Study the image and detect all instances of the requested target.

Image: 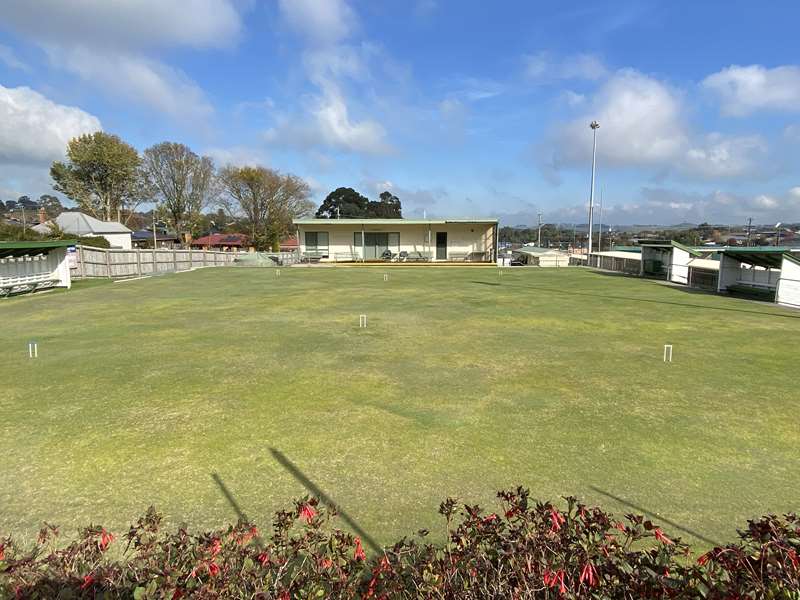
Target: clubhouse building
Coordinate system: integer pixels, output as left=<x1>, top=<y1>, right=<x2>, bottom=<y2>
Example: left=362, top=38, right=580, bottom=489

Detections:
left=293, top=218, right=499, bottom=263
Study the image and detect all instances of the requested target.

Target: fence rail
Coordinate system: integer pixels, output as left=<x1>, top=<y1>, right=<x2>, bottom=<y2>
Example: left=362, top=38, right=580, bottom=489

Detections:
left=71, top=246, right=237, bottom=279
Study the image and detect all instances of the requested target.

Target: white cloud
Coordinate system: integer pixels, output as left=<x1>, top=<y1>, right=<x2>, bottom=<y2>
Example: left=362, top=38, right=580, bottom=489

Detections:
left=0, top=0, right=243, bottom=121
left=703, top=64, right=800, bottom=116
left=445, top=76, right=506, bottom=101
left=0, top=44, right=28, bottom=71
left=544, top=69, right=688, bottom=169
left=541, top=69, right=768, bottom=182
left=360, top=178, right=448, bottom=215
left=683, top=134, right=767, bottom=178
left=783, top=123, right=800, bottom=142
left=50, top=47, right=213, bottom=122
left=539, top=186, right=800, bottom=226
left=414, top=0, right=438, bottom=18
left=204, top=145, right=269, bottom=168
left=264, top=85, right=391, bottom=155
left=0, top=85, right=101, bottom=166
left=560, top=90, right=586, bottom=107
left=267, top=0, right=392, bottom=156
left=0, top=0, right=241, bottom=50
left=524, top=52, right=607, bottom=82
left=312, top=87, right=390, bottom=153
left=278, top=0, right=356, bottom=46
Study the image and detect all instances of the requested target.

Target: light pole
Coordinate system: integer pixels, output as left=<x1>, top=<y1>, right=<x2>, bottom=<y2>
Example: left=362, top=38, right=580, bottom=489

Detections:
left=775, top=222, right=782, bottom=247
left=587, top=120, right=600, bottom=256
left=597, top=187, right=604, bottom=252
left=537, top=212, right=543, bottom=247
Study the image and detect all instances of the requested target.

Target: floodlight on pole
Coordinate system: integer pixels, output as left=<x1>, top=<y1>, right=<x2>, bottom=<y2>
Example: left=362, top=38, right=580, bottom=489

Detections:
left=776, top=222, right=782, bottom=247
left=587, top=120, right=600, bottom=256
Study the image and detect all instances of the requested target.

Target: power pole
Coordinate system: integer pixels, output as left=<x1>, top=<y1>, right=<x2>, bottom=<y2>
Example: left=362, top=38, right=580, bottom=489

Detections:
left=746, top=217, right=752, bottom=247
left=587, top=120, right=600, bottom=255
left=537, top=212, right=543, bottom=247
left=152, top=207, right=157, bottom=249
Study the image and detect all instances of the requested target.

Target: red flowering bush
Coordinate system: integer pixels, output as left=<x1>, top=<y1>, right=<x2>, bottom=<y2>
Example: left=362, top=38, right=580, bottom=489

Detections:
left=0, top=488, right=797, bottom=599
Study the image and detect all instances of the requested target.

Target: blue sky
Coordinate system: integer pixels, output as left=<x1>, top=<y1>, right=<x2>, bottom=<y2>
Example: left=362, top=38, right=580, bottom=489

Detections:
left=1, top=0, right=799, bottom=226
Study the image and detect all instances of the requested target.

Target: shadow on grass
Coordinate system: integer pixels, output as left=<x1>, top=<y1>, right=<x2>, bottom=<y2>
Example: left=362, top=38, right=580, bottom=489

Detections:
left=589, top=485, right=720, bottom=546
left=270, top=448, right=381, bottom=553
left=494, top=276, right=800, bottom=320
left=470, top=281, right=500, bottom=286
left=211, top=472, right=264, bottom=548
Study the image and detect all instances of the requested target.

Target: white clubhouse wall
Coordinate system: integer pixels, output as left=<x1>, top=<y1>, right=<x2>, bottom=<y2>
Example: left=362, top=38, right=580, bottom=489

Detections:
left=777, top=256, right=800, bottom=308
left=297, top=222, right=496, bottom=261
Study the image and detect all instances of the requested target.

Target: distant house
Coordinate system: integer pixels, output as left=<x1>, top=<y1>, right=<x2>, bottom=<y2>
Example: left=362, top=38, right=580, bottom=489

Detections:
left=190, top=233, right=249, bottom=251
left=279, top=234, right=299, bottom=253
left=33, top=212, right=133, bottom=249
left=131, top=229, right=180, bottom=249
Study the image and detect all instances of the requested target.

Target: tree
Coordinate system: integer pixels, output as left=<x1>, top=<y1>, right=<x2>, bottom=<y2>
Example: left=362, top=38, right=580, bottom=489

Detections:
left=141, top=142, right=218, bottom=244
left=366, top=191, right=402, bottom=218
left=315, top=187, right=369, bottom=218
left=50, top=132, right=141, bottom=223
left=218, top=166, right=312, bottom=250
left=38, top=194, right=64, bottom=218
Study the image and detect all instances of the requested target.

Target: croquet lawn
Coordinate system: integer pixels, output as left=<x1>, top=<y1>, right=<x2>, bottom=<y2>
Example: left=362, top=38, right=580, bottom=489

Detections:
left=1, top=266, right=798, bottom=550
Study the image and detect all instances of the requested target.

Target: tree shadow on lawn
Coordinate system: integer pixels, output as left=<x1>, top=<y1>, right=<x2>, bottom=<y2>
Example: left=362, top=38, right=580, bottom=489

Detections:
left=269, top=448, right=382, bottom=554
left=589, top=485, right=720, bottom=546
left=211, top=472, right=265, bottom=548
left=485, top=276, right=800, bottom=320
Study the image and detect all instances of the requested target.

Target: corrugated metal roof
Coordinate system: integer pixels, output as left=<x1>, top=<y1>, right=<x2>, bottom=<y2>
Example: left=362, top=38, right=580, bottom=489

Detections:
left=717, top=246, right=795, bottom=254
left=55, top=212, right=132, bottom=234
left=592, top=251, right=642, bottom=260
left=0, top=240, right=77, bottom=249
left=687, top=257, right=719, bottom=270
left=293, top=218, right=498, bottom=225
left=514, top=246, right=567, bottom=255
left=0, top=240, right=77, bottom=258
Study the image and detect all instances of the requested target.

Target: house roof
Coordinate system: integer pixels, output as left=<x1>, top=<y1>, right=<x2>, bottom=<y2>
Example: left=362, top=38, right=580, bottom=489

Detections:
left=514, top=246, right=567, bottom=256
left=191, top=233, right=248, bottom=246
left=293, top=218, right=498, bottom=226
left=280, top=235, right=299, bottom=248
left=131, top=229, right=179, bottom=241
left=54, top=212, right=132, bottom=235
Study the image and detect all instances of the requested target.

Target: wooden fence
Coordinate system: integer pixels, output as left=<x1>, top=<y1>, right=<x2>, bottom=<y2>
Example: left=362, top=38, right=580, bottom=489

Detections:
left=71, top=246, right=237, bottom=278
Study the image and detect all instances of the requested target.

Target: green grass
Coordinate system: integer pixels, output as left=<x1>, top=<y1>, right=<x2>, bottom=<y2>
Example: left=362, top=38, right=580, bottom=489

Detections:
left=1, top=266, right=798, bottom=550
